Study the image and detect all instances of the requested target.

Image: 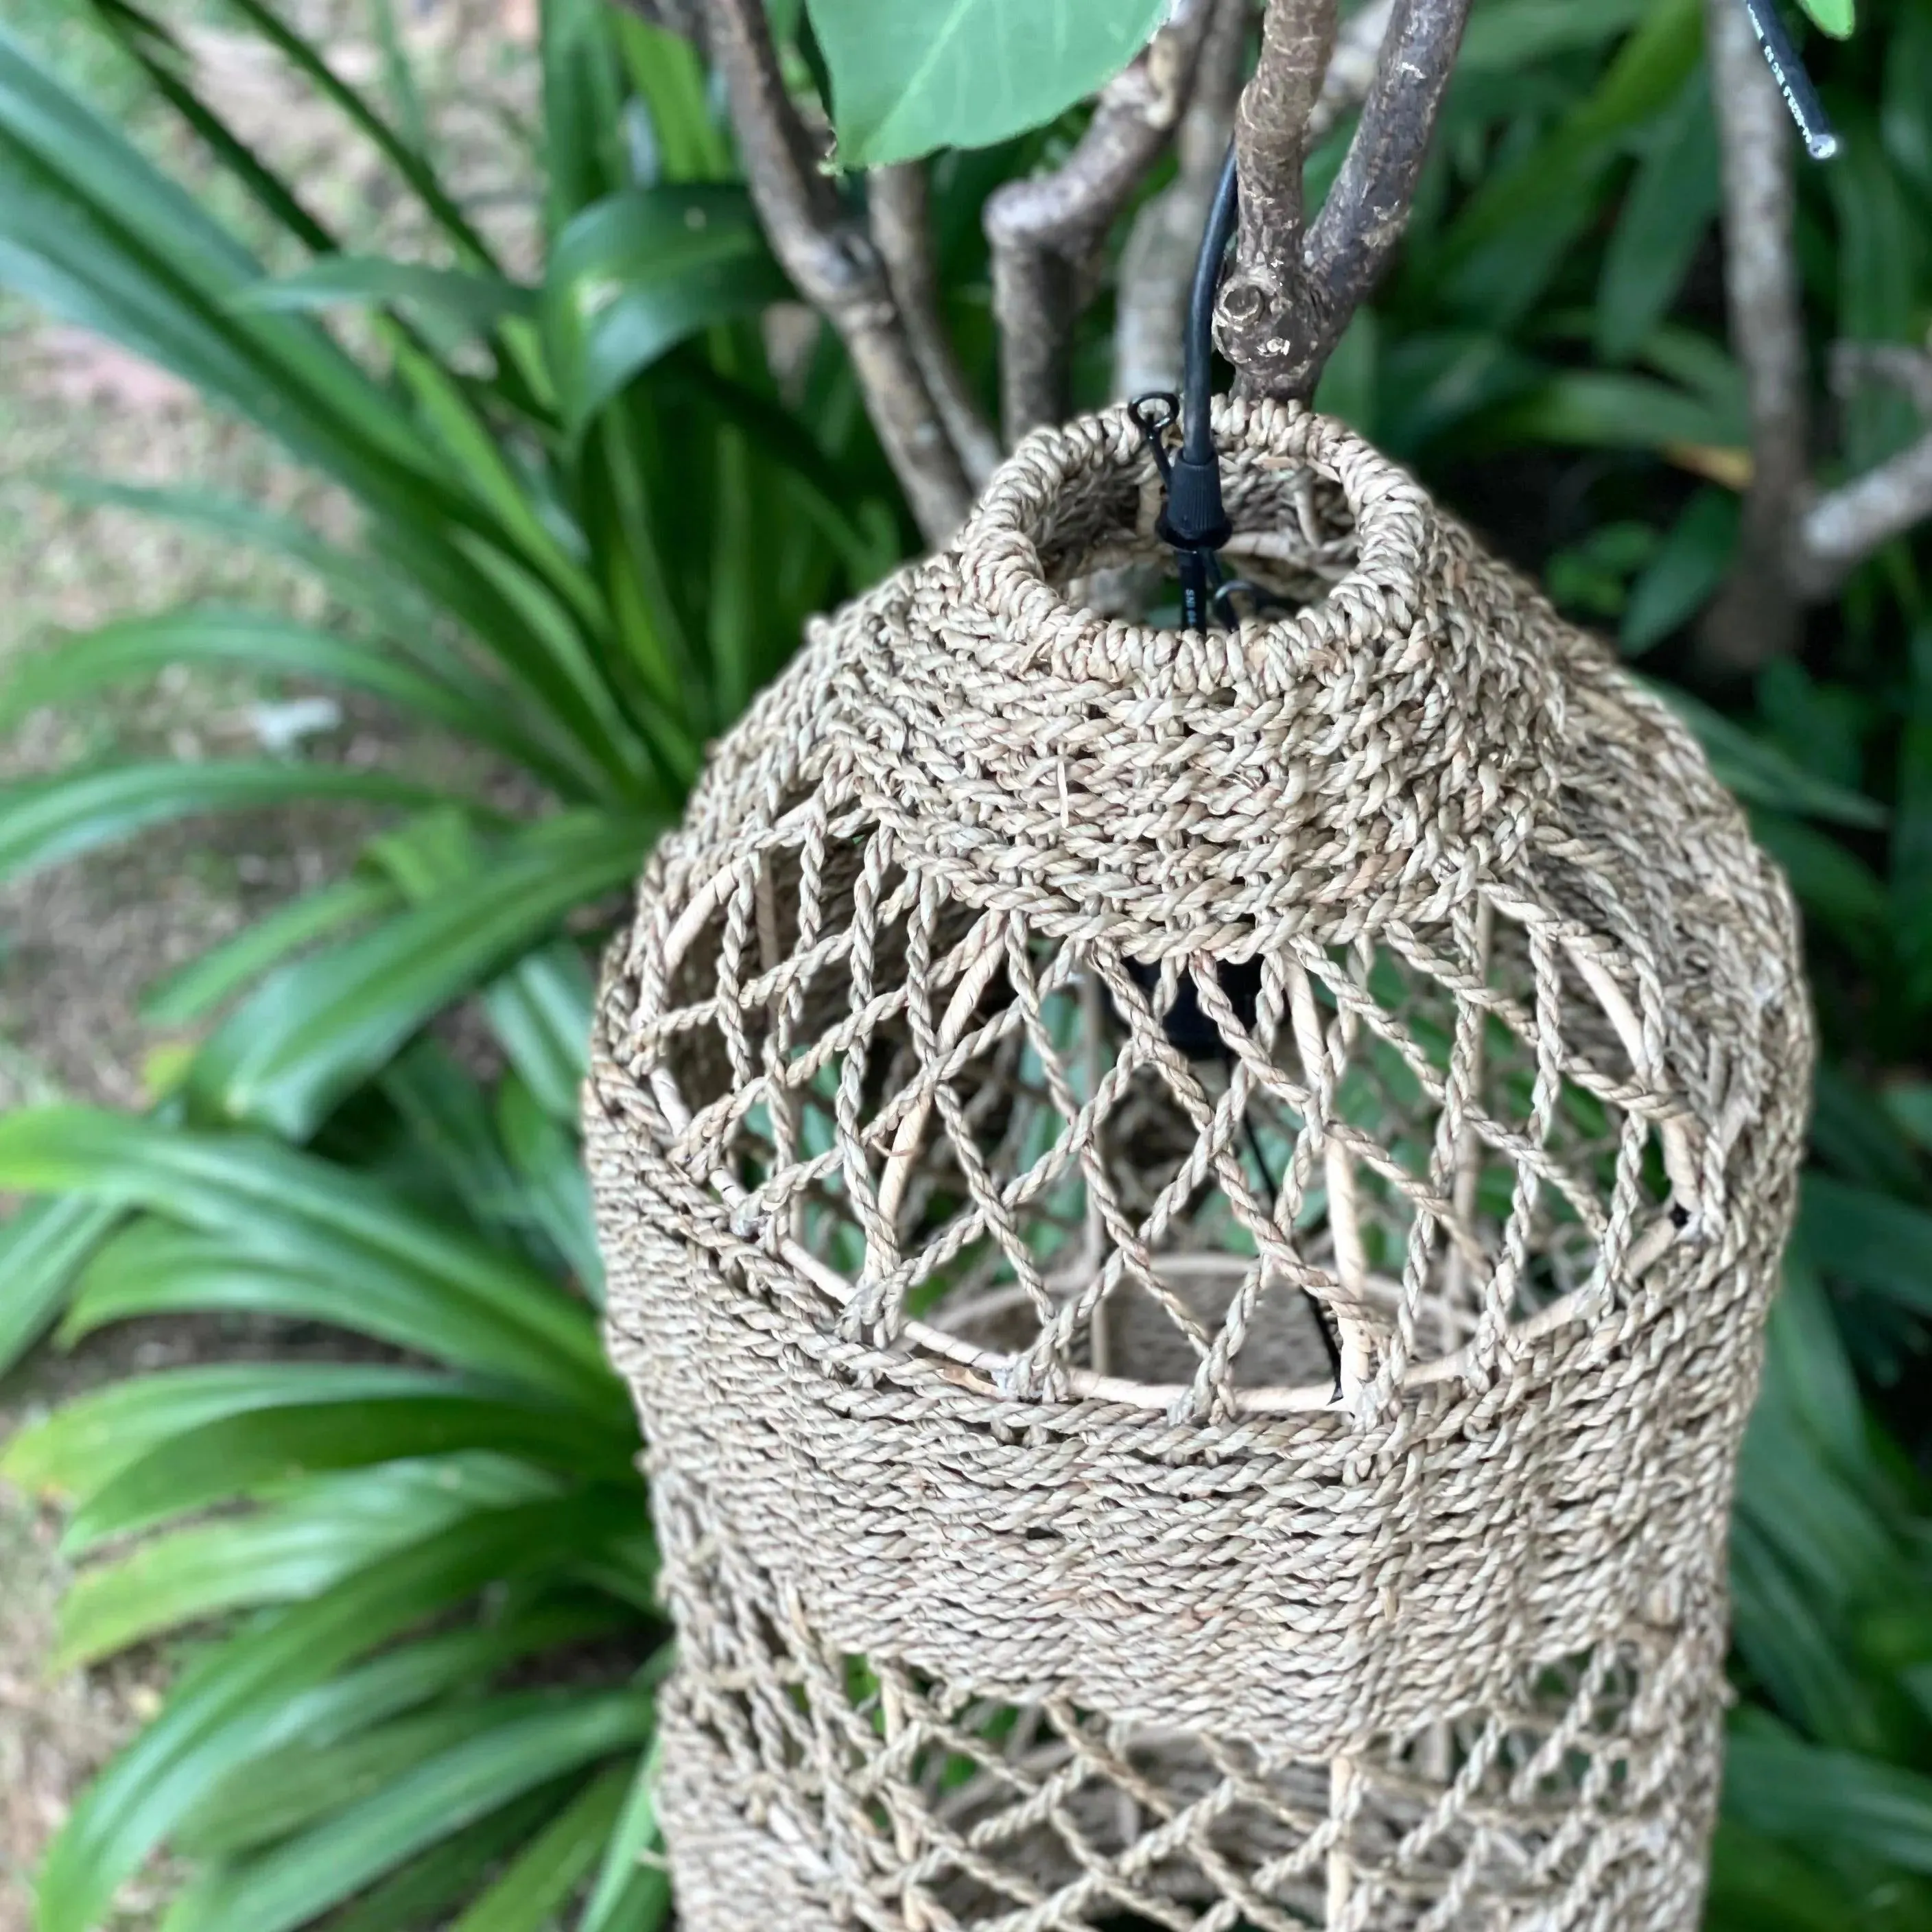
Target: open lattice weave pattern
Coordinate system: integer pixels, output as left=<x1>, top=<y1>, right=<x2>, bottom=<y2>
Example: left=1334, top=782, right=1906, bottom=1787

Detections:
left=587, top=400, right=1810, bottom=1929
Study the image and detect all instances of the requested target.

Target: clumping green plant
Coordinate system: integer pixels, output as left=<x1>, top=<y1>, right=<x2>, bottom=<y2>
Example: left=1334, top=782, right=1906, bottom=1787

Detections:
left=0, top=1, right=898, bottom=1922
left=3, top=0, right=1932, bottom=1926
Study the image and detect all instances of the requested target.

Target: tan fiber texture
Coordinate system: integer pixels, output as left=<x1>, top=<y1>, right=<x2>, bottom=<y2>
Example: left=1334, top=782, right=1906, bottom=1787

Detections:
left=587, top=400, right=1811, bottom=1931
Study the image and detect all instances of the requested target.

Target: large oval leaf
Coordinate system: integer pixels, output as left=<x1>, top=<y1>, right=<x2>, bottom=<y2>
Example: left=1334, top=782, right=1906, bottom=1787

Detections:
left=1796, top=0, right=1855, bottom=37
left=803, top=0, right=1168, bottom=167
left=541, top=185, right=789, bottom=433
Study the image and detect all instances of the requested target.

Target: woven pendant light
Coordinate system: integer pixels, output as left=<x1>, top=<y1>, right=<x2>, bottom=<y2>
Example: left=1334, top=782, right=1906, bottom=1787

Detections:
left=587, top=399, right=1809, bottom=1931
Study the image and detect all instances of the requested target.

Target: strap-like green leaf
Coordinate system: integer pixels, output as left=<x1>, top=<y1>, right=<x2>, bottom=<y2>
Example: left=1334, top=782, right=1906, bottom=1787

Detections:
left=142, top=873, right=401, bottom=1027
left=1, top=1360, right=451, bottom=1498
left=1725, top=1710, right=1932, bottom=1868
left=55, top=1457, right=552, bottom=1670
left=36, top=1494, right=640, bottom=1932
left=320, top=1787, right=579, bottom=1932
left=65, top=1379, right=635, bottom=1550
left=162, top=1690, right=659, bottom=1932
left=187, top=812, right=650, bottom=1138
left=542, top=186, right=790, bottom=433
left=177, top=1690, right=581, bottom=1861
left=38, top=476, right=434, bottom=636
left=449, top=1760, right=636, bottom=1932
left=0, top=1192, right=119, bottom=1378
left=499, top=1075, right=605, bottom=1303
left=580, top=1736, right=665, bottom=1932
left=0, top=608, right=545, bottom=770
left=60, top=1217, right=586, bottom=1398
left=1649, top=687, right=1890, bottom=826
left=0, top=761, right=439, bottom=886
left=0, top=1109, right=615, bottom=1401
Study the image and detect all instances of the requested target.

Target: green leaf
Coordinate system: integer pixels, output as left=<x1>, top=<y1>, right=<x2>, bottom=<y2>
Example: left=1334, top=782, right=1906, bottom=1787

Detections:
left=1706, top=1821, right=1865, bottom=1932
left=0, top=1109, right=615, bottom=1402
left=1649, top=687, right=1889, bottom=826
left=176, top=1690, right=580, bottom=1860
left=187, top=812, right=650, bottom=1138
left=38, top=477, right=436, bottom=639
left=803, top=0, right=1168, bottom=165
left=233, top=257, right=534, bottom=335
left=1594, top=66, right=1719, bottom=362
left=1800, top=1174, right=1932, bottom=1315
left=1725, top=1711, right=1932, bottom=1869
left=36, top=1496, right=638, bottom=1932
left=0, top=607, right=547, bottom=768
left=1, top=1361, right=434, bottom=1503
left=1455, top=0, right=1652, bottom=70
left=499, top=1076, right=604, bottom=1301
left=1795, top=0, right=1855, bottom=38
left=322, top=1788, right=578, bottom=1932
left=215, top=0, right=501, bottom=269
left=1437, top=0, right=1704, bottom=322
left=141, top=872, right=401, bottom=1026
left=1750, top=812, right=1889, bottom=957
left=484, top=943, right=596, bottom=1124
left=449, top=1760, right=635, bottom=1932
left=580, top=1737, right=665, bottom=1932
left=65, top=1378, right=633, bottom=1550
left=58, top=1216, right=598, bottom=1402
left=1480, top=370, right=1741, bottom=453
left=0, top=1193, right=119, bottom=1378
left=161, top=1690, right=659, bottom=1932
left=1621, top=488, right=1737, bottom=654
left=55, top=1457, right=550, bottom=1670
left=0, top=762, right=438, bottom=886
left=543, top=186, right=790, bottom=433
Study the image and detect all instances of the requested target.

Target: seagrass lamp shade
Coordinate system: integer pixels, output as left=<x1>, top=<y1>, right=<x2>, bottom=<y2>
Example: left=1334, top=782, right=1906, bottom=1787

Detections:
left=586, top=400, right=1810, bottom=1931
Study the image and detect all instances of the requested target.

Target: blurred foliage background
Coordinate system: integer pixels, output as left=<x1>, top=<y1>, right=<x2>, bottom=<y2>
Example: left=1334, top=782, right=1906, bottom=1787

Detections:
left=0, top=0, right=1931, bottom=1925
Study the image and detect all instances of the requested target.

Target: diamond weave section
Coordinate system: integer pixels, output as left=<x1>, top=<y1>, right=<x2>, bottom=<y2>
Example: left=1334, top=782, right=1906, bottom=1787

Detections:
left=589, top=400, right=1810, bottom=1931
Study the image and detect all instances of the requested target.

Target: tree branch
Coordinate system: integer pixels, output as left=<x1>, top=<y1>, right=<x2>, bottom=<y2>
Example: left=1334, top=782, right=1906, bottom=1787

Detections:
left=1798, top=338, right=1932, bottom=596
left=1115, top=0, right=1395, bottom=400
left=1115, top=0, right=1253, bottom=401
left=1701, top=0, right=1809, bottom=669
left=701, top=0, right=971, bottom=543
left=1218, top=0, right=1468, bottom=400
left=984, top=0, right=1219, bottom=444
left=1800, top=429, right=1932, bottom=591
left=869, top=164, right=1004, bottom=485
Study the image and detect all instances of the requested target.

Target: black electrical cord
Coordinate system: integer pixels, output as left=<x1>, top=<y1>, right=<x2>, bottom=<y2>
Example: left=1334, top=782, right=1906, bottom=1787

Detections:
left=1740, top=0, right=1839, bottom=161
left=1143, top=142, right=1240, bottom=631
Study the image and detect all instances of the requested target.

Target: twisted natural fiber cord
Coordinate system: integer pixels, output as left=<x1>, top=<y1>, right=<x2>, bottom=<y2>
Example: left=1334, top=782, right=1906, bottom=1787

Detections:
left=588, top=400, right=1809, bottom=1929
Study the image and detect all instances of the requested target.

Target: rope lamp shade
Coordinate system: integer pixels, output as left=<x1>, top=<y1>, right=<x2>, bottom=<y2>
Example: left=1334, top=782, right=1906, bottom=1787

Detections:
left=587, top=399, right=1809, bottom=1931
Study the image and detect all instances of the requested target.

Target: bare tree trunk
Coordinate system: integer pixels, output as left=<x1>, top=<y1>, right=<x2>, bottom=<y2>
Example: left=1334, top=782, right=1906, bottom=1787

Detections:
left=1702, top=0, right=1808, bottom=672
